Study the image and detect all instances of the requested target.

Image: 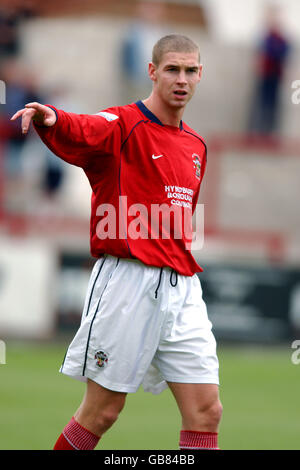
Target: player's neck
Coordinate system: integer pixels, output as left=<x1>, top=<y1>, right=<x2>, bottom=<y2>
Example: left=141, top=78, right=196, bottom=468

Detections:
left=142, top=95, right=184, bottom=128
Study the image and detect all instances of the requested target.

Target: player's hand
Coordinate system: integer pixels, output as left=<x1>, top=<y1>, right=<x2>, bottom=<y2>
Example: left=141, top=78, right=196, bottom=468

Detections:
left=10, top=102, right=57, bottom=134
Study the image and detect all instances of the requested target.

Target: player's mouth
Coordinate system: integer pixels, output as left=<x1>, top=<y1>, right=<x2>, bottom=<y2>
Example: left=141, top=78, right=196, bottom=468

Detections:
left=173, top=90, right=188, bottom=99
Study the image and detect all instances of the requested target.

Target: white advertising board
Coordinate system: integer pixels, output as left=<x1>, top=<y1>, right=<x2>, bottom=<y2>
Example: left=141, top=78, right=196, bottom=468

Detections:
left=0, top=239, right=57, bottom=339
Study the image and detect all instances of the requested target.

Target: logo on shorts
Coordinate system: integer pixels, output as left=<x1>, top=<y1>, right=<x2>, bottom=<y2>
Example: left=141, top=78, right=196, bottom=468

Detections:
left=95, top=350, right=109, bottom=368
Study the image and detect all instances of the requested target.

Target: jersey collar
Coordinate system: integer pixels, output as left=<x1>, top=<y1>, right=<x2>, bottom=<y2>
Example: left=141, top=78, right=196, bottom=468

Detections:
left=135, top=100, right=183, bottom=130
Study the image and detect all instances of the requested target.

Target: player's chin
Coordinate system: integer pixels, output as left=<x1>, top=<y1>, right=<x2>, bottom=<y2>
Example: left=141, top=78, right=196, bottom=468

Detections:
left=170, top=93, right=191, bottom=108
left=169, top=97, right=188, bottom=108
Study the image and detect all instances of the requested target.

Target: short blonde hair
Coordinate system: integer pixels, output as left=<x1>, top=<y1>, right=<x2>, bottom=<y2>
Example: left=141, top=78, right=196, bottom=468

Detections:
left=152, top=34, right=200, bottom=66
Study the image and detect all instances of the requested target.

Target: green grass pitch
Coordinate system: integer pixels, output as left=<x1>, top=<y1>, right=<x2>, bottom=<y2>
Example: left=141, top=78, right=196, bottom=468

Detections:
left=0, top=341, right=298, bottom=450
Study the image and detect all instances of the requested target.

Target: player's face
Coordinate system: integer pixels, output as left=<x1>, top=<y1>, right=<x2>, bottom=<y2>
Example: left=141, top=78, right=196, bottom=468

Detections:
left=149, top=51, right=202, bottom=109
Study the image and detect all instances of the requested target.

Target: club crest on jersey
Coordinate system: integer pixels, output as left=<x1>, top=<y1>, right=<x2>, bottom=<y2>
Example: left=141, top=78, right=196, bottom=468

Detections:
left=95, top=350, right=109, bottom=368
left=192, top=153, right=201, bottom=180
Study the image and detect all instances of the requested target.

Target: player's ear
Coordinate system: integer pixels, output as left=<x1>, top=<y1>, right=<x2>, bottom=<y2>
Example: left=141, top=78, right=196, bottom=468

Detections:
left=198, top=64, right=203, bottom=82
left=148, top=62, right=157, bottom=82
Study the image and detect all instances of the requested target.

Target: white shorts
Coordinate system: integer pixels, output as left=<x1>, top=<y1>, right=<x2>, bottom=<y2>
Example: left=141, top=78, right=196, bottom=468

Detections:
left=60, top=255, right=219, bottom=394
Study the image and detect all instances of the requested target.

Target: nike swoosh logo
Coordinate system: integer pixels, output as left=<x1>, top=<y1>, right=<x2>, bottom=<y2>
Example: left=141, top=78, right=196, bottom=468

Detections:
left=152, top=154, right=164, bottom=159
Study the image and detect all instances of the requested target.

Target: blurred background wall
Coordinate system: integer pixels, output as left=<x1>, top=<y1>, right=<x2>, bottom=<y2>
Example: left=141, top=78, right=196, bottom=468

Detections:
left=0, top=0, right=300, bottom=343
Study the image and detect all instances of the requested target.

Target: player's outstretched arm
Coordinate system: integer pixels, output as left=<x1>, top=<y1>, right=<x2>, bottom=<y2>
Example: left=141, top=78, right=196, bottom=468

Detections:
left=12, top=101, right=122, bottom=169
left=11, top=102, right=57, bottom=134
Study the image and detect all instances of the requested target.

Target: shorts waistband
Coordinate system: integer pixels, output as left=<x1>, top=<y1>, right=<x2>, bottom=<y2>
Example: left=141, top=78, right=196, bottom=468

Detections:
left=103, top=254, right=178, bottom=275
left=102, top=254, right=179, bottom=296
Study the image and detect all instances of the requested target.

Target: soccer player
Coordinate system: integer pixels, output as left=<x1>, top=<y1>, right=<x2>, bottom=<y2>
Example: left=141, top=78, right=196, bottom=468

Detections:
left=11, top=34, right=222, bottom=450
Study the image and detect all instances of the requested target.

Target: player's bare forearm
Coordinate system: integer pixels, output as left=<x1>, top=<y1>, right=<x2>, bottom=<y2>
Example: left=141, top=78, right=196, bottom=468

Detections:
left=11, top=102, right=57, bottom=134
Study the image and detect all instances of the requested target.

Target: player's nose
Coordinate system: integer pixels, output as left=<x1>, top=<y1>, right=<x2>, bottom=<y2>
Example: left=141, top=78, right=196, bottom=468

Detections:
left=176, top=71, right=188, bottom=85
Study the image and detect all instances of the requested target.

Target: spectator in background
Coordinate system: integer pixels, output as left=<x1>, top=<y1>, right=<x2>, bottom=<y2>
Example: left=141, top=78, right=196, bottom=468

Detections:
left=0, top=59, right=42, bottom=180
left=248, top=8, right=290, bottom=136
left=0, top=3, right=21, bottom=59
left=0, top=0, right=35, bottom=61
left=40, top=84, right=71, bottom=199
left=0, top=0, right=37, bottom=213
left=0, top=59, right=65, bottom=213
left=120, top=1, right=167, bottom=104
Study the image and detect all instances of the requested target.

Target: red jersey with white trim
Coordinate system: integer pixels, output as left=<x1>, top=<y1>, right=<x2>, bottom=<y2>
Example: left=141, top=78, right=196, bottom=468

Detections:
left=34, top=101, right=207, bottom=276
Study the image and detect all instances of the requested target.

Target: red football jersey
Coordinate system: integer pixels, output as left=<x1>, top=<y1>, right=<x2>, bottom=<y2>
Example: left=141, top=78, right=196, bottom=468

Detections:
left=34, top=101, right=207, bottom=276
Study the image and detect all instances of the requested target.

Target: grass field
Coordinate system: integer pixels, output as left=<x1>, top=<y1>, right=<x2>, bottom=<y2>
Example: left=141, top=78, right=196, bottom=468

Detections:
left=0, top=340, right=298, bottom=450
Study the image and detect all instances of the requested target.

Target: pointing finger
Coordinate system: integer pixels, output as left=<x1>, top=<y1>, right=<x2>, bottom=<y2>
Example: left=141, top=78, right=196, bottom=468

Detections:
left=21, top=108, right=36, bottom=134
left=10, top=109, right=26, bottom=121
